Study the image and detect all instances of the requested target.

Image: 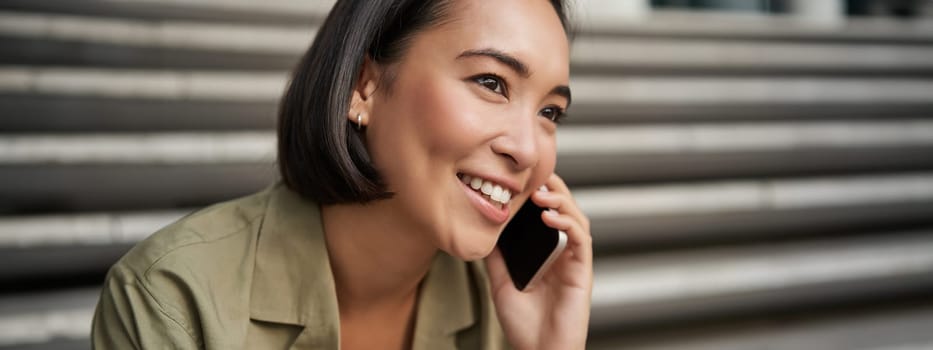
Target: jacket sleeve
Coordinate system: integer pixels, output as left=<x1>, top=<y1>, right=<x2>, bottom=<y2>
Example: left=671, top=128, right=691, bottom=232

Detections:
left=91, top=266, right=201, bottom=349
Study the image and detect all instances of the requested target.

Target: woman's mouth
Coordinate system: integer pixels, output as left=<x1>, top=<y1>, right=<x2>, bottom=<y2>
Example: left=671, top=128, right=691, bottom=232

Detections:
left=458, top=173, right=512, bottom=207
left=457, top=172, right=511, bottom=224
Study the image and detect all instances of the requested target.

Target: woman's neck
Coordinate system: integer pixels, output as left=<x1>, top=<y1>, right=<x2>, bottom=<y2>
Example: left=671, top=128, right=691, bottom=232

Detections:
left=321, top=200, right=438, bottom=313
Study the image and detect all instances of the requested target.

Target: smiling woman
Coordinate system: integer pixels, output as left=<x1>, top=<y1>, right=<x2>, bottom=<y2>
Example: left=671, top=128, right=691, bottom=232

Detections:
left=91, top=0, right=591, bottom=349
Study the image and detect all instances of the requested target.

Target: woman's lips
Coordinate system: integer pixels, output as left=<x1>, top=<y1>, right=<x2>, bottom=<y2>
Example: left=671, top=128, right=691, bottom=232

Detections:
left=460, top=179, right=510, bottom=224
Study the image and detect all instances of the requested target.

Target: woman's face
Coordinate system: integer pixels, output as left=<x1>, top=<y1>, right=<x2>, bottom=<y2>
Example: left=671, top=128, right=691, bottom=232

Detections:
left=364, top=0, right=570, bottom=260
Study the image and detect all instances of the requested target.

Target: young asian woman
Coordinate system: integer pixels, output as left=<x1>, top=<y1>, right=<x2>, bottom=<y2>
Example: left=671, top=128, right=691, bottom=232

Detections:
left=91, top=0, right=592, bottom=349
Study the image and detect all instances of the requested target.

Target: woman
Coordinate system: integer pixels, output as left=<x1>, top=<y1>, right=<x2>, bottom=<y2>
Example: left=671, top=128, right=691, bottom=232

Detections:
left=92, top=0, right=592, bottom=349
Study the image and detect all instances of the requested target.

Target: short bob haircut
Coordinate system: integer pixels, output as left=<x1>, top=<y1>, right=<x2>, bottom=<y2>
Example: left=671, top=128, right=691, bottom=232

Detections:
left=278, top=0, right=570, bottom=205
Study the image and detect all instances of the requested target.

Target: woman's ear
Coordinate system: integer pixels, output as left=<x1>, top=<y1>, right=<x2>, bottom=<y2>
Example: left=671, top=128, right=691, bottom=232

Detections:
left=348, top=57, right=381, bottom=129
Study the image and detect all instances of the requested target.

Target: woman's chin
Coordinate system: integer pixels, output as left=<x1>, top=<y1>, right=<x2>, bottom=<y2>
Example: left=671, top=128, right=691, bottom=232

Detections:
left=446, top=238, right=498, bottom=262
left=457, top=250, right=492, bottom=262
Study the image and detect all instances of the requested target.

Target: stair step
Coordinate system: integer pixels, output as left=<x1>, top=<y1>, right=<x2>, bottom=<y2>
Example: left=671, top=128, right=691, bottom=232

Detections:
left=583, top=11, right=933, bottom=43
left=593, top=202, right=933, bottom=251
left=0, top=36, right=299, bottom=71
left=571, top=76, right=933, bottom=105
left=0, top=210, right=183, bottom=281
left=579, top=172, right=933, bottom=218
left=558, top=121, right=933, bottom=155
left=0, top=211, right=186, bottom=248
left=0, top=163, right=274, bottom=213
left=562, top=146, right=933, bottom=185
left=571, top=37, right=933, bottom=75
left=590, top=229, right=933, bottom=331
left=0, top=0, right=332, bottom=25
left=0, top=288, right=97, bottom=347
left=0, top=94, right=275, bottom=132
left=589, top=298, right=933, bottom=349
left=0, top=11, right=313, bottom=56
left=0, top=67, right=286, bottom=101
left=0, top=132, right=274, bottom=164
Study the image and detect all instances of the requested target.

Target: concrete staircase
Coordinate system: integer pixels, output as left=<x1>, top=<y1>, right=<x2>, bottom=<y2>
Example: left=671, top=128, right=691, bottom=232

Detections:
left=2, top=1, right=933, bottom=349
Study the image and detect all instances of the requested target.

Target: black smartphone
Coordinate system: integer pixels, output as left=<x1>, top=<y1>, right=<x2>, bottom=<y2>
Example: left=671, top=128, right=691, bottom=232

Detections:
left=496, top=199, right=568, bottom=291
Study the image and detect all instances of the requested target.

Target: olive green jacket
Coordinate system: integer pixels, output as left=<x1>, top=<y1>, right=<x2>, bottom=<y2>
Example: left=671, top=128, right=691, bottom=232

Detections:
left=92, top=184, right=509, bottom=349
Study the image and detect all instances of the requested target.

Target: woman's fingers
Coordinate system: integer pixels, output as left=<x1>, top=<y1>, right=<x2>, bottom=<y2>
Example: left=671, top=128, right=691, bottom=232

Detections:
left=534, top=174, right=593, bottom=269
left=530, top=176, right=589, bottom=233
left=544, top=173, right=576, bottom=202
left=538, top=211, right=592, bottom=294
left=541, top=211, right=591, bottom=257
left=530, top=192, right=584, bottom=224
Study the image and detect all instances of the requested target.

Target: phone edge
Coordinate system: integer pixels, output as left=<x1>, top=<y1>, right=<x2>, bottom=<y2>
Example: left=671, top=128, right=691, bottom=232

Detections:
left=521, top=230, right=569, bottom=291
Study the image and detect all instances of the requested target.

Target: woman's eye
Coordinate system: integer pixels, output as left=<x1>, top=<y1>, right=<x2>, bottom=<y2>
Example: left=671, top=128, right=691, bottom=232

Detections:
left=540, top=106, right=566, bottom=124
left=474, top=75, right=506, bottom=96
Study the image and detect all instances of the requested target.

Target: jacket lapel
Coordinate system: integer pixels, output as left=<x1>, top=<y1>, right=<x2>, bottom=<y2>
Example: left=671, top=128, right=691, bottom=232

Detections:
left=411, top=252, right=478, bottom=350
left=249, top=184, right=341, bottom=349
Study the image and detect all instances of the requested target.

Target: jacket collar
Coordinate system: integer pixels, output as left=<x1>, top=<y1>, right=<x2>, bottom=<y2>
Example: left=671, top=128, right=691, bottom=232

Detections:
left=249, top=184, right=340, bottom=343
left=413, top=248, right=477, bottom=347
left=249, top=184, right=477, bottom=347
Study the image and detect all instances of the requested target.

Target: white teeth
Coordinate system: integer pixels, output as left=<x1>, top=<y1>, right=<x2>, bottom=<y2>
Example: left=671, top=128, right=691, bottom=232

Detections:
left=470, top=177, right=482, bottom=190
left=492, top=186, right=503, bottom=202
left=481, top=182, right=493, bottom=195
left=461, top=173, right=513, bottom=205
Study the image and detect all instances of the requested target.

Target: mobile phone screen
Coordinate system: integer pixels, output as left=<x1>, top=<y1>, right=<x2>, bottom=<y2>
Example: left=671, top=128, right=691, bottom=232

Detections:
left=496, top=200, right=566, bottom=291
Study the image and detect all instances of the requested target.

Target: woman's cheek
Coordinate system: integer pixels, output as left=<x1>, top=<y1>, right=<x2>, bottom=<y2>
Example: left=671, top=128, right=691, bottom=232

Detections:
left=420, top=84, right=490, bottom=151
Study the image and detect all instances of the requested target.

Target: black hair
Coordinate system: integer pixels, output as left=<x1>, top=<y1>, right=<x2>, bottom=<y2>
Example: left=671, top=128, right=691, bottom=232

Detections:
left=278, top=0, right=570, bottom=204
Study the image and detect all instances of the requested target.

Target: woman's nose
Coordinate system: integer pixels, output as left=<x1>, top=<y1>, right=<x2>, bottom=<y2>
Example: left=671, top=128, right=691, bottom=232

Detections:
left=490, top=113, right=540, bottom=170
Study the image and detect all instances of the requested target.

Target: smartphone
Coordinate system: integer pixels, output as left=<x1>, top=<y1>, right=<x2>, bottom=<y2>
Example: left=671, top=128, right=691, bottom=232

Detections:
left=496, top=199, right=568, bottom=291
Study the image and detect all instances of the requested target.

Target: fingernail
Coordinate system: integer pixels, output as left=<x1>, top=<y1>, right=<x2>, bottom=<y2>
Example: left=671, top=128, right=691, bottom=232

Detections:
left=539, top=185, right=549, bottom=192
left=544, top=209, right=558, bottom=216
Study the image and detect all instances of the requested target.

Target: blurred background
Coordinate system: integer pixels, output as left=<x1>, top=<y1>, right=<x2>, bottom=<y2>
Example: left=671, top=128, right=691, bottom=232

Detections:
left=1, top=0, right=933, bottom=349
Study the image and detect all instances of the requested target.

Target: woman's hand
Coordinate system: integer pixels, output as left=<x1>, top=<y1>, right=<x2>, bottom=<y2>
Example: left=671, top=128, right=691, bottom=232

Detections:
left=486, top=173, right=593, bottom=350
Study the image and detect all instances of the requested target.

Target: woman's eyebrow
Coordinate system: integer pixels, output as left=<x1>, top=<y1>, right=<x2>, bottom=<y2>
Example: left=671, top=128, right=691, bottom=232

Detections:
left=458, top=48, right=571, bottom=106
left=457, top=48, right=530, bottom=78
left=553, top=85, right=572, bottom=108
